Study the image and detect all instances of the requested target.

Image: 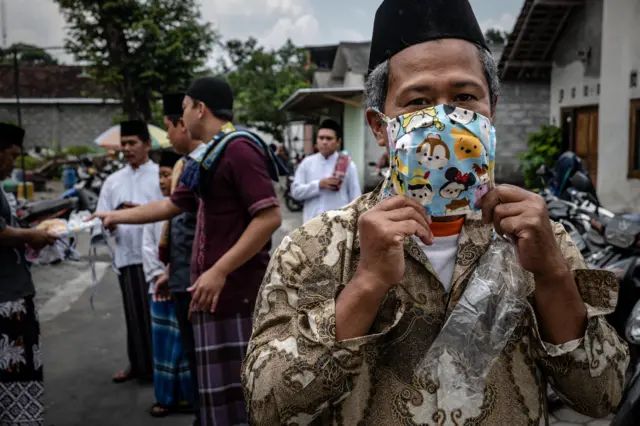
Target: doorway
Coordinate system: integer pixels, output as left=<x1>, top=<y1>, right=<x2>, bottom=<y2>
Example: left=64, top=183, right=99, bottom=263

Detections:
left=561, top=106, right=599, bottom=187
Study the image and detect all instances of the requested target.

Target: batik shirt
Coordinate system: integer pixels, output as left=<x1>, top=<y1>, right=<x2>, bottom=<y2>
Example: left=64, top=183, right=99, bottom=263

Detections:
left=243, top=184, right=629, bottom=425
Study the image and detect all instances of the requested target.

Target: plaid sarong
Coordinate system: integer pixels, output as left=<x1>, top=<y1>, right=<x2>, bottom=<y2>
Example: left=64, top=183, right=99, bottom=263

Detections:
left=193, top=311, right=252, bottom=426
left=150, top=296, right=193, bottom=408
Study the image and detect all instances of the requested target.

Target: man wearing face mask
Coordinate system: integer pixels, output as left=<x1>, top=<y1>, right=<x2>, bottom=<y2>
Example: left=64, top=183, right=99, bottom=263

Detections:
left=242, top=1, right=629, bottom=424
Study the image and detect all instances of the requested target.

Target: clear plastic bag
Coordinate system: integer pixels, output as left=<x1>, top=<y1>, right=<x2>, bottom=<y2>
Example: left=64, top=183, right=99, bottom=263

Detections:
left=414, top=237, right=529, bottom=407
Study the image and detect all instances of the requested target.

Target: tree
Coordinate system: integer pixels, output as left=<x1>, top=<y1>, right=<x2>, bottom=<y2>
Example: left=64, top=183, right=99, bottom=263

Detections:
left=0, top=43, right=58, bottom=65
left=484, top=28, right=508, bottom=45
left=218, top=38, right=314, bottom=142
left=55, top=0, right=216, bottom=120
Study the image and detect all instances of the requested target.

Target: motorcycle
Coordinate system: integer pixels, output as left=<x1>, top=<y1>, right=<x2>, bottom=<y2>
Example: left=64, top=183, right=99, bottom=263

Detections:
left=15, top=197, right=80, bottom=229
left=284, top=175, right=304, bottom=213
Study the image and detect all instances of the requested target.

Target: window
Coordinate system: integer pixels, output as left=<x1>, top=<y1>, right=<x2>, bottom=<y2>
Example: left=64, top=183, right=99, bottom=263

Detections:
left=630, top=99, right=640, bottom=179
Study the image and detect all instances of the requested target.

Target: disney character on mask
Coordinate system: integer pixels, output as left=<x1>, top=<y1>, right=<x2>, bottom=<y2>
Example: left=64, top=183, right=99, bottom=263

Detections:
left=402, top=107, right=445, bottom=134
left=416, top=133, right=450, bottom=170
left=445, top=198, right=473, bottom=215
left=444, top=105, right=477, bottom=125
left=473, top=163, right=490, bottom=201
left=407, top=172, right=434, bottom=205
left=395, top=133, right=412, bottom=153
left=440, top=166, right=476, bottom=199
left=390, top=120, right=402, bottom=141
left=391, top=152, right=409, bottom=195
left=451, top=127, right=483, bottom=162
left=478, top=114, right=492, bottom=147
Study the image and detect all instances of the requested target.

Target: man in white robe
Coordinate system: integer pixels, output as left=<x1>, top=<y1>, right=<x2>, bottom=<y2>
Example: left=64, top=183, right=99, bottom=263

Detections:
left=291, top=119, right=362, bottom=223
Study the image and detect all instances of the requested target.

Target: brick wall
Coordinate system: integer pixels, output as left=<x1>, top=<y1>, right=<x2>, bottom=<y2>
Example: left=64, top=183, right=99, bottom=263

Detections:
left=0, top=103, right=121, bottom=148
left=493, top=82, right=551, bottom=185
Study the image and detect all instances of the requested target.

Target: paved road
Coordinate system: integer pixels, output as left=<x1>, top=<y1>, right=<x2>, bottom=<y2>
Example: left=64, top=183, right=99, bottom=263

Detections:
left=34, top=199, right=614, bottom=425
left=36, top=202, right=303, bottom=425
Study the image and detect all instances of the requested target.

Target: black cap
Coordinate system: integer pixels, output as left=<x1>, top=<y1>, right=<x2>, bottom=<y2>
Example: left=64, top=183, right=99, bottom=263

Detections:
left=120, top=120, right=150, bottom=142
left=186, top=77, right=234, bottom=121
left=319, top=119, right=342, bottom=139
left=163, top=92, right=185, bottom=117
left=368, top=0, right=490, bottom=72
left=159, top=149, right=182, bottom=169
left=0, top=123, right=25, bottom=148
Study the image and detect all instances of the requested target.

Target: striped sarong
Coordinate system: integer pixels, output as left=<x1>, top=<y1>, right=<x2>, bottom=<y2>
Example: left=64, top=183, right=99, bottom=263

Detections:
left=0, top=296, right=44, bottom=426
left=193, top=311, right=253, bottom=426
left=118, top=265, right=153, bottom=379
left=150, top=295, right=193, bottom=407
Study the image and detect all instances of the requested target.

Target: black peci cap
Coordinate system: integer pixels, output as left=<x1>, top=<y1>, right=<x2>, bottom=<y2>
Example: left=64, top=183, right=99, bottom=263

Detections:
left=0, top=123, right=25, bottom=148
left=186, top=77, right=234, bottom=121
left=120, top=120, right=150, bottom=142
left=162, top=92, right=185, bottom=117
left=159, top=149, right=182, bottom=169
left=368, top=0, right=490, bottom=72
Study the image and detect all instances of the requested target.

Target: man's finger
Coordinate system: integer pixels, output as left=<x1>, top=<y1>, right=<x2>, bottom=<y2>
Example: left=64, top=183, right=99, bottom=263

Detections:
left=210, top=295, right=219, bottom=313
left=376, top=196, right=432, bottom=223
left=385, top=206, right=431, bottom=232
left=392, top=220, right=433, bottom=246
left=493, top=201, right=529, bottom=227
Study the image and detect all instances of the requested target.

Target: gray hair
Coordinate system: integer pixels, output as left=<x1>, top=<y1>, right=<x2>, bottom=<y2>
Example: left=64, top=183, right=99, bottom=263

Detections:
left=364, top=45, right=500, bottom=113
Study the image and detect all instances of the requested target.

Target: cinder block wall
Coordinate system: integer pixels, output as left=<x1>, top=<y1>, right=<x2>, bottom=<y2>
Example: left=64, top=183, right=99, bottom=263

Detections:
left=0, top=103, right=121, bottom=149
left=493, top=82, right=551, bottom=185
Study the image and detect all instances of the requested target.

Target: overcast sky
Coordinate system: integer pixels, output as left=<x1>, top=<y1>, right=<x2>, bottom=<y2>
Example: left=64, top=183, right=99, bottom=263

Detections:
left=4, top=0, right=523, bottom=63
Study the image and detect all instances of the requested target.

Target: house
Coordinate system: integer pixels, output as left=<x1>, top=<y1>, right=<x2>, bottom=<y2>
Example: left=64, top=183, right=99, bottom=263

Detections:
left=500, top=0, right=640, bottom=213
left=0, top=64, right=121, bottom=148
left=281, top=40, right=550, bottom=192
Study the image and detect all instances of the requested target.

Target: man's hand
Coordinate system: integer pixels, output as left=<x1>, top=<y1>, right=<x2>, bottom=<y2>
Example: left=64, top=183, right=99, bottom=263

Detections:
left=90, top=211, right=122, bottom=231
left=26, top=228, right=59, bottom=250
left=153, top=273, right=171, bottom=302
left=188, top=266, right=227, bottom=314
left=319, top=177, right=340, bottom=191
left=356, top=196, right=433, bottom=293
left=477, top=184, right=569, bottom=280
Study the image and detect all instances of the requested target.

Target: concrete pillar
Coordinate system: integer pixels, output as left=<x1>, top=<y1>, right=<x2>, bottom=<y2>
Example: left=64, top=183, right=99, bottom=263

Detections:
left=597, top=0, right=640, bottom=213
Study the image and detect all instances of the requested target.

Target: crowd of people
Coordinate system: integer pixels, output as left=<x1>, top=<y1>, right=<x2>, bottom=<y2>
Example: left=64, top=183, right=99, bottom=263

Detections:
left=0, top=0, right=633, bottom=425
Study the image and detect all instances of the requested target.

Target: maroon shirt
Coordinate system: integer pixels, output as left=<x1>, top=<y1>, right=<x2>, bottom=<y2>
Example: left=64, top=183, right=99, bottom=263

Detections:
left=171, top=138, right=279, bottom=315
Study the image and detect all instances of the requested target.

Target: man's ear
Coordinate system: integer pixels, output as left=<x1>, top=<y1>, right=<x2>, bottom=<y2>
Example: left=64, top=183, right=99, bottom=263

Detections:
left=366, top=108, right=388, bottom=148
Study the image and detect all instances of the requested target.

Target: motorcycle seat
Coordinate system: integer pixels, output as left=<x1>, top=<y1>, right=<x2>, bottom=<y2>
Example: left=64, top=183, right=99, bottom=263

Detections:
left=21, top=198, right=78, bottom=218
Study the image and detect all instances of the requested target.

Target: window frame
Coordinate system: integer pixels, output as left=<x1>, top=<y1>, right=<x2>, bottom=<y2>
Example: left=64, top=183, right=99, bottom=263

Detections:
left=629, top=99, right=640, bottom=179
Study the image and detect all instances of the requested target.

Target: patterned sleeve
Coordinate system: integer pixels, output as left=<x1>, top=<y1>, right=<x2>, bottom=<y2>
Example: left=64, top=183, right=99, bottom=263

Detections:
left=531, top=222, right=629, bottom=418
left=242, top=226, right=401, bottom=425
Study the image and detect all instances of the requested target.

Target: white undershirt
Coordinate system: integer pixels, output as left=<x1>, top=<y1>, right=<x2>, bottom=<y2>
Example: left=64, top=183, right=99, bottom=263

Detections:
left=413, top=234, right=461, bottom=293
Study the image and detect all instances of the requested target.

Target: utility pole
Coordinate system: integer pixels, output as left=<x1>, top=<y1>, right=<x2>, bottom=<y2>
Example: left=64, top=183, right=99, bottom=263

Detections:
left=12, top=47, right=26, bottom=183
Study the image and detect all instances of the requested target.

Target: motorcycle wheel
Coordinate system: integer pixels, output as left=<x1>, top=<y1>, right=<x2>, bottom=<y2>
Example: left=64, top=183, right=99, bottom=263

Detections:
left=285, top=195, right=303, bottom=213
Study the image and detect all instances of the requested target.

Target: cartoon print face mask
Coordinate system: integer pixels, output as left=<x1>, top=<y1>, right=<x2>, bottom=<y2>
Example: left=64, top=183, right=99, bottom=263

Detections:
left=378, top=104, right=497, bottom=217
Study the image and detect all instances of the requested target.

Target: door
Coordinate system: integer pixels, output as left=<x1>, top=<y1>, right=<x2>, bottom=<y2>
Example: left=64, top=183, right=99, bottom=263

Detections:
left=573, top=107, right=599, bottom=187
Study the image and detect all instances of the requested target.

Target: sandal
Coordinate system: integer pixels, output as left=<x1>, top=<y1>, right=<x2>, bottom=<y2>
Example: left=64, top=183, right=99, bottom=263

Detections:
left=149, top=403, right=172, bottom=418
left=112, top=367, right=135, bottom=384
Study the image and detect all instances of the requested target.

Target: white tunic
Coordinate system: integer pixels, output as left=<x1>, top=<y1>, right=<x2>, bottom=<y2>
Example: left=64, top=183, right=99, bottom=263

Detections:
left=142, top=220, right=166, bottom=293
left=96, top=161, right=164, bottom=269
left=291, top=152, right=362, bottom=224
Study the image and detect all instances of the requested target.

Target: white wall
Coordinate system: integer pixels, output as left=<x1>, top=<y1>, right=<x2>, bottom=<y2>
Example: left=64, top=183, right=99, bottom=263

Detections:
left=550, top=61, right=601, bottom=124
left=598, top=0, right=640, bottom=213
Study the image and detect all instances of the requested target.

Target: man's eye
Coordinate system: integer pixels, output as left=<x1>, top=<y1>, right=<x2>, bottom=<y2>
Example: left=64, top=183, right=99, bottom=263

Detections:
left=454, top=94, right=475, bottom=102
left=407, top=99, right=430, bottom=107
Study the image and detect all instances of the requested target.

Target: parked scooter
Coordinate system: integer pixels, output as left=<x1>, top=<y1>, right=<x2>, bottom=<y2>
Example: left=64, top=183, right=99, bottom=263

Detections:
left=284, top=175, right=303, bottom=213
left=15, top=197, right=80, bottom=229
